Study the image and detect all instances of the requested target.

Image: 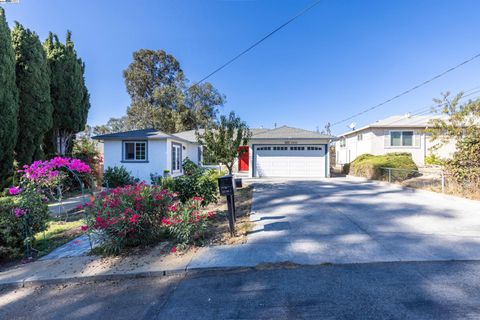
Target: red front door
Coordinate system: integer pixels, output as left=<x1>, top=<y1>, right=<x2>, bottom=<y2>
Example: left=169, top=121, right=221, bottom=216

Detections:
left=238, top=146, right=249, bottom=172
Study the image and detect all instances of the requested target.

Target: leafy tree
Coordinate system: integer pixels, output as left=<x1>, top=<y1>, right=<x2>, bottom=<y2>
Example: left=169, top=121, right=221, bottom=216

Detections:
left=177, top=83, right=225, bottom=131
left=11, top=22, right=53, bottom=166
left=0, top=8, right=19, bottom=185
left=93, top=116, right=135, bottom=135
left=123, top=49, right=185, bottom=132
left=119, top=49, right=224, bottom=133
left=428, top=92, right=480, bottom=189
left=197, top=111, right=251, bottom=175
left=43, top=31, right=90, bottom=156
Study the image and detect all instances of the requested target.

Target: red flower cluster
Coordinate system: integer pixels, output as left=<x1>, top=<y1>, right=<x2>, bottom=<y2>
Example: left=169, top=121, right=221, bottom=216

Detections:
left=84, top=184, right=176, bottom=242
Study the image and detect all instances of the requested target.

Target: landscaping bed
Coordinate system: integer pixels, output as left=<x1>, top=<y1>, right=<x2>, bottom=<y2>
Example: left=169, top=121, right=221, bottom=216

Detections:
left=205, top=184, right=253, bottom=246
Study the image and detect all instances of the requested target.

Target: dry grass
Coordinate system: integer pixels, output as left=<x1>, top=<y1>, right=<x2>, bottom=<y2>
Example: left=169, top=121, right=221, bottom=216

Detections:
left=204, top=184, right=254, bottom=245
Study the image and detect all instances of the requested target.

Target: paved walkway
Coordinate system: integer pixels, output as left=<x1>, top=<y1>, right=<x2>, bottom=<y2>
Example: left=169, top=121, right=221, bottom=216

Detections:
left=189, top=177, right=480, bottom=267
left=48, top=194, right=91, bottom=217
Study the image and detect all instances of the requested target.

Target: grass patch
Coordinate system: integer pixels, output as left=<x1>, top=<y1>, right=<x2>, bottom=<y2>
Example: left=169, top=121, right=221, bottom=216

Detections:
left=33, top=219, right=85, bottom=257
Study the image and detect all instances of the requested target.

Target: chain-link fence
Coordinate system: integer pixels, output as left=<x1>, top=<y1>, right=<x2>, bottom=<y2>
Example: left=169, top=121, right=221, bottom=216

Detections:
left=379, top=167, right=446, bottom=193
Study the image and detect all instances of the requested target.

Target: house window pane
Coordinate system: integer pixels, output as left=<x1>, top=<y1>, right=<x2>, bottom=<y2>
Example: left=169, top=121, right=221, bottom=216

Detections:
left=136, top=143, right=146, bottom=160
left=391, top=132, right=401, bottom=146
left=402, top=131, right=413, bottom=146
left=125, top=143, right=135, bottom=160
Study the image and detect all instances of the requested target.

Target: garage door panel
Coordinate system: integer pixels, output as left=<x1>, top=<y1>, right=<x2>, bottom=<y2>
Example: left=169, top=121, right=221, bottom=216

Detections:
left=255, top=145, right=326, bottom=178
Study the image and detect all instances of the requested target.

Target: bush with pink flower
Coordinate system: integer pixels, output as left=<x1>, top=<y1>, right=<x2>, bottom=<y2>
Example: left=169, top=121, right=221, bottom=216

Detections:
left=83, top=184, right=216, bottom=254
left=83, top=183, right=175, bottom=253
left=1, top=157, right=92, bottom=259
left=161, top=196, right=216, bottom=250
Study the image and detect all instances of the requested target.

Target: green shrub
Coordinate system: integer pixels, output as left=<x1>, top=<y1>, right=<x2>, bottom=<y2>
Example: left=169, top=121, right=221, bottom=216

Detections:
left=163, top=159, right=224, bottom=207
left=349, top=153, right=418, bottom=181
left=0, top=192, right=49, bottom=260
left=103, top=166, right=136, bottom=188
left=161, top=198, right=215, bottom=250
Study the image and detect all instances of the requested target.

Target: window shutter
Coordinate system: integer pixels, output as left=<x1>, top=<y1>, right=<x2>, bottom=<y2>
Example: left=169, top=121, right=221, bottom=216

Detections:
left=384, top=130, right=390, bottom=147
left=414, top=131, right=421, bottom=147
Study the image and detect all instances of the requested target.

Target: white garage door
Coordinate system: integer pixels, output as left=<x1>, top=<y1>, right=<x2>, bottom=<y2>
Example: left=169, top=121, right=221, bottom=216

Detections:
left=254, top=145, right=326, bottom=178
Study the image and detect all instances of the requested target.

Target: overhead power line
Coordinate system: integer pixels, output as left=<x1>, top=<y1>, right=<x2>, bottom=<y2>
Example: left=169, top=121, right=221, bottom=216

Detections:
left=195, top=0, right=322, bottom=84
left=331, top=52, right=480, bottom=127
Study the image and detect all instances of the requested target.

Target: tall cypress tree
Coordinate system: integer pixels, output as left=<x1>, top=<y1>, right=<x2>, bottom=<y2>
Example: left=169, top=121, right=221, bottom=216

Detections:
left=44, top=31, right=90, bottom=156
left=11, top=22, right=53, bottom=165
left=0, top=8, right=19, bottom=185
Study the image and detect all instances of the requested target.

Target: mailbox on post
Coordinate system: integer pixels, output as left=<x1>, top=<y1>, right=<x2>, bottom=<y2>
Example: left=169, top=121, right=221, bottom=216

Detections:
left=218, top=175, right=236, bottom=236
left=218, top=175, right=235, bottom=196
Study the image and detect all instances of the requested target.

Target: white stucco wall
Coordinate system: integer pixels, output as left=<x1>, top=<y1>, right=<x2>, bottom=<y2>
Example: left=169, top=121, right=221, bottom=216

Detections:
left=103, top=138, right=200, bottom=182
left=336, top=128, right=457, bottom=166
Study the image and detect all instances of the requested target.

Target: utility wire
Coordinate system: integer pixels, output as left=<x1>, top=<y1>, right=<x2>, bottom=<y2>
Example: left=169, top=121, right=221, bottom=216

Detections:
left=195, top=0, right=322, bottom=84
left=331, top=52, right=480, bottom=127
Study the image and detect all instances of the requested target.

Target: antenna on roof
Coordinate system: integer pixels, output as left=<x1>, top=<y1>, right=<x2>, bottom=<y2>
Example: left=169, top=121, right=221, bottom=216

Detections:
left=348, top=122, right=356, bottom=130
left=274, top=122, right=277, bottom=128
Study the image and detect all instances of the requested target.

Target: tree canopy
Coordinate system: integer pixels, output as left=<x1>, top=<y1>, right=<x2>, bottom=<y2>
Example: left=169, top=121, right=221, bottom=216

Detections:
left=12, top=22, right=53, bottom=166
left=43, top=31, right=90, bottom=156
left=96, top=49, right=224, bottom=134
left=197, top=111, right=251, bottom=174
left=428, top=92, right=480, bottom=188
left=0, top=8, right=19, bottom=185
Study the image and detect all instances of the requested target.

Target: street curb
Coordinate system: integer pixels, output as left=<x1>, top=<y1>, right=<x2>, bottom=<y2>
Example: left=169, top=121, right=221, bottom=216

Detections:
left=0, top=265, right=264, bottom=289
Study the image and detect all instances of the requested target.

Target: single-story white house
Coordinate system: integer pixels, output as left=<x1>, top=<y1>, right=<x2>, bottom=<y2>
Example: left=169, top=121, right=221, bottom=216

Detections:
left=92, top=128, right=202, bottom=182
left=93, top=125, right=335, bottom=181
left=335, top=114, right=456, bottom=166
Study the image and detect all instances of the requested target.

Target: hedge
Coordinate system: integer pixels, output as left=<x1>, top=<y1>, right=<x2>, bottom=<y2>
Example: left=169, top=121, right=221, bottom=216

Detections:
left=348, top=153, right=418, bottom=181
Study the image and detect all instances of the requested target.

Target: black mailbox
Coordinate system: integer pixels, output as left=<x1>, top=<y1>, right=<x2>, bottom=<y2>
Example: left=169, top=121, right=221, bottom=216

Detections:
left=218, top=175, right=235, bottom=196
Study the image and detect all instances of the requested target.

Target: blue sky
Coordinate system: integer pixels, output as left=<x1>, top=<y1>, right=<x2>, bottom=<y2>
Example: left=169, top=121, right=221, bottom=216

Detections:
left=2, top=0, right=480, bottom=135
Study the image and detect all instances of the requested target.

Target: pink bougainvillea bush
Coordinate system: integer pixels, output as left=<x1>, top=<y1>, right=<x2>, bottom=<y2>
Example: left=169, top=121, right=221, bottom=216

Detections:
left=1, top=157, right=92, bottom=259
left=83, top=184, right=216, bottom=254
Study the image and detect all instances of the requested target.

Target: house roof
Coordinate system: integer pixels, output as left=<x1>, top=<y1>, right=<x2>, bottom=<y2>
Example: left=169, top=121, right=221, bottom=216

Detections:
left=251, top=125, right=334, bottom=140
left=92, top=128, right=196, bottom=143
left=338, top=114, right=448, bottom=137
left=92, top=125, right=334, bottom=143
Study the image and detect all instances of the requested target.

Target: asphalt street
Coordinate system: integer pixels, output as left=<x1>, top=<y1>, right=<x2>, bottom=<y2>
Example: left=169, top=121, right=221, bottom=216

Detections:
left=2, top=260, right=480, bottom=320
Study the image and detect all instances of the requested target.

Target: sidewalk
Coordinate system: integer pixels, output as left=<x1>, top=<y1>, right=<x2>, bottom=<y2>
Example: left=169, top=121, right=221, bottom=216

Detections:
left=0, top=243, right=199, bottom=287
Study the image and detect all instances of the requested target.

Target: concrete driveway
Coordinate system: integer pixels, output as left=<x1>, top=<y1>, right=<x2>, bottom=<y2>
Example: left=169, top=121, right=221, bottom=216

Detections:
left=191, top=177, right=480, bottom=268
left=247, top=177, right=480, bottom=264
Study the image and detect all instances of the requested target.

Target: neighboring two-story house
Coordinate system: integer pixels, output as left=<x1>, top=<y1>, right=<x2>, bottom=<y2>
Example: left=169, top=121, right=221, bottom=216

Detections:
left=335, top=114, right=456, bottom=166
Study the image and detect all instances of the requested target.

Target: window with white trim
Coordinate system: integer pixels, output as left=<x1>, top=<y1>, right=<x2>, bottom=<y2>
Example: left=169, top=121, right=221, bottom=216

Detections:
left=172, top=143, right=182, bottom=172
left=390, top=131, right=413, bottom=147
left=123, top=141, right=146, bottom=161
left=357, top=134, right=363, bottom=141
left=339, top=138, right=346, bottom=148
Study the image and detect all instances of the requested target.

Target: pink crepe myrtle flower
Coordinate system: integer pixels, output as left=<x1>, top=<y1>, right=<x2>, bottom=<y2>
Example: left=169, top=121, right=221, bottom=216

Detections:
left=8, top=186, right=22, bottom=196
left=171, top=246, right=177, bottom=253
left=80, top=225, right=88, bottom=231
